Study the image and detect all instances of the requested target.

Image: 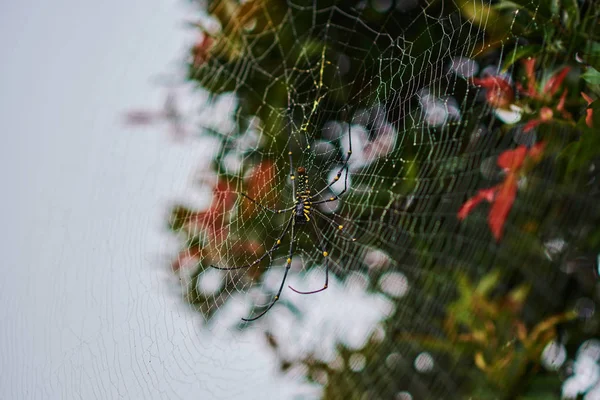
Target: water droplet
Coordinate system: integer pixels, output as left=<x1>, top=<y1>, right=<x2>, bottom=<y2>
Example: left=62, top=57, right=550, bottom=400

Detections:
left=386, top=353, right=402, bottom=368
left=541, top=340, right=567, bottom=371
left=396, top=392, right=413, bottom=400
left=372, top=0, right=392, bottom=13
left=349, top=353, right=367, bottom=372
left=414, top=352, right=434, bottom=373
left=379, top=272, right=409, bottom=298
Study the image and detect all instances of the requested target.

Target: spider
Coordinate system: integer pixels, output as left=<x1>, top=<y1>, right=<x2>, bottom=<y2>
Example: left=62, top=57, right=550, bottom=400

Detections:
left=212, top=118, right=354, bottom=322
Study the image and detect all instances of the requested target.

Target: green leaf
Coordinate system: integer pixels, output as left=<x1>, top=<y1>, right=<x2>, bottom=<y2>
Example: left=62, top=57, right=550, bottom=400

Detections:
left=561, top=0, right=580, bottom=30
left=543, top=24, right=557, bottom=47
left=585, top=42, right=600, bottom=70
left=549, top=0, right=559, bottom=17
left=169, top=205, right=195, bottom=232
left=499, top=0, right=553, bottom=20
left=559, top=101, right=600, bottom=176
left=574, top=40, right=600, bottom=70
left=502, top=45, right=542, bottom=72
left=475, top=270, right=501, bottom=297
left=493, top=1, right=524, bottom=11
left=582, top=67, right=600, bottom=85
left=516, top=374, right=562, bottom=400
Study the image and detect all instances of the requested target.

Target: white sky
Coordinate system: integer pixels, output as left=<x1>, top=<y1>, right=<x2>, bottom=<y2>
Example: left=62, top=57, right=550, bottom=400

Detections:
left=0, top=1, right=399, bottom=399
left=0, top=1, right=315, bottom=398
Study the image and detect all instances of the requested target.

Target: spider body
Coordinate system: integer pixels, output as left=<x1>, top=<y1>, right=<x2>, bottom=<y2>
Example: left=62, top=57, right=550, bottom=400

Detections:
left=294, top=167, right=311, bottom=225
left=212, top=109, right=355, bottom=322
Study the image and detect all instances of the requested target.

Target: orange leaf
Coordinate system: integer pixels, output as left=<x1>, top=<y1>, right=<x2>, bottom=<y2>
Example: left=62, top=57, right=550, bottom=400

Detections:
left=582, top=92, right=594, bottom=105
left=582, top=92, right=594, bottom=128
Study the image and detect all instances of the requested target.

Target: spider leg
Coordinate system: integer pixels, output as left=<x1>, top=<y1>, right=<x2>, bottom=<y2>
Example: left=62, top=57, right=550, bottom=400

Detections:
left=288, top=218, right=330, bottom=295
left=288, top=130, right=297, bottom=199
left=311, top=208, right=357, bottom=243
left=242, top=220, right=296, bottom=322
left=309, top=119, right=353, bottom=200
left=239, top=192, right=295, bottom=214
left=241, top=121, right=300, bottom=322
left=311, top=172, right=349, bottom=205
left=211, top=216, right=293, bottom=271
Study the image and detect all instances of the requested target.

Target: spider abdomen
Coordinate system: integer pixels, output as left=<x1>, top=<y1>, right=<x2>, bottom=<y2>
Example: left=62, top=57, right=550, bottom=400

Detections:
left=293, top=166, right=311, bottom=225
left=294, top=198, right=310, bottom=225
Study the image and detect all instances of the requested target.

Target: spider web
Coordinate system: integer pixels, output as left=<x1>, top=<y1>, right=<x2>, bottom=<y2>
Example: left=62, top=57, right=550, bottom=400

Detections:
left=186, top=0, right=487, bottom=307
left=169, top=0, right=600, bottom=398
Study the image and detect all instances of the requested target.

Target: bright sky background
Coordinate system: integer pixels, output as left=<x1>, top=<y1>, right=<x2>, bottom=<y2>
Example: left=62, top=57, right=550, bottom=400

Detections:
left=0, top=1, right=313, bottom=398
left=0, top=1, right=400, bottom=398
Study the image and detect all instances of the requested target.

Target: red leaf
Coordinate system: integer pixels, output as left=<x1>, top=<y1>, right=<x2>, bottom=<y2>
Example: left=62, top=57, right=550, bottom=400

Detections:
left=523, top=107, right=554, bottom=133
left=459, top=142, right=544, bottom=241
left=474, top=76, right=511, bottom=90
left=516, top=83, right=539, bottom=98
left=486, top=86, right=514, bottom=109
left=183, top=180, right=236, bottom=246
left=192, top=35, right=214, bottom=68
left=527, top=141, right=546, bottom=161
left=211, top=180, right=237, bottom=212
left=458, top=187, right=497, bottom=220
left=472, top=76, right=514, bottom=109
left=582, top=92, right=594, bottom=128
left=172, top=246, right=202, bottom=272
left=544, top=66, right=571, bottom=97
left=488, top=174, right=518, bottom=241
left=523, top=118, right=543, bottom=133
left=556, top=89, right=568, bottom=111
left=556, top=90, right=572, bottom=119
left=247, top=161, right=277, bottom=204
left=497, top=146, right=528, bottom=171
left=522, top=58, right=537, bottom=90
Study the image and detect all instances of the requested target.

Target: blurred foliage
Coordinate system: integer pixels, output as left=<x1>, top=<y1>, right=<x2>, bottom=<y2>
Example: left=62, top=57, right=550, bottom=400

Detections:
left=400, top=270, right=577, bottom=394
left=165, top=0, right=600, bottom=398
